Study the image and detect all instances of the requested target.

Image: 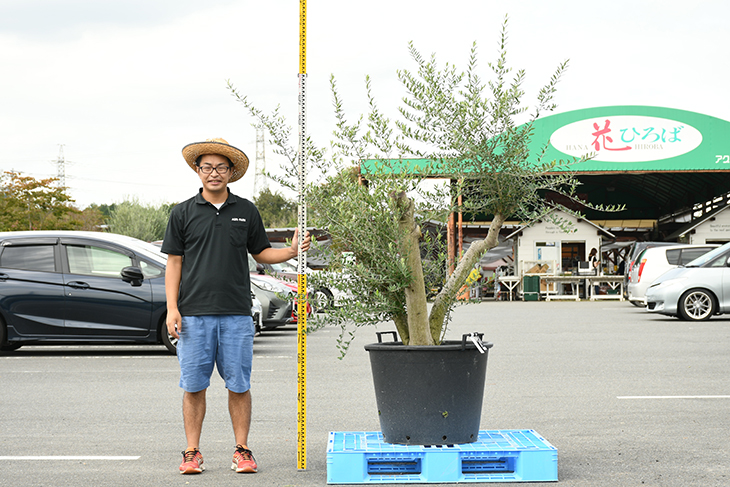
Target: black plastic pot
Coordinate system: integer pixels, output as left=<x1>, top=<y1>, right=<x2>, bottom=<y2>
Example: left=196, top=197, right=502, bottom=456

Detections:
left=364, top=332, right=493, bottom=445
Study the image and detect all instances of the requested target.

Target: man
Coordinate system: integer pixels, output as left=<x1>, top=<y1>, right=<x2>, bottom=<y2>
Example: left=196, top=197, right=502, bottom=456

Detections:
left=161, top=137, right=310, bottom=475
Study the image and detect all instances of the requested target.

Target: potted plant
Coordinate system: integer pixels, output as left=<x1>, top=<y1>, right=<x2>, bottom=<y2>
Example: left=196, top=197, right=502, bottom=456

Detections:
left=228, top=17, right=617, bottom=445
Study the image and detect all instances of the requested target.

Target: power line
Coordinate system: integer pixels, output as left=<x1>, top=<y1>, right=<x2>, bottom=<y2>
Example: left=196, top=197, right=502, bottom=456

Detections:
left=69, top=175, right=190, bottom=188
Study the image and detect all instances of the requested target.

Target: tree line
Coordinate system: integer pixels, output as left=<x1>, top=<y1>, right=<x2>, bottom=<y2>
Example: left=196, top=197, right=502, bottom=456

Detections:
left=0, top=171, right=297, bottom=241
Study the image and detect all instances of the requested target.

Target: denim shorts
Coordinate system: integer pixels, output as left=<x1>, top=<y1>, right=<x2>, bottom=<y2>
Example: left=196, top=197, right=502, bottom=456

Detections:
left=177, top=315, right=254, bottom=394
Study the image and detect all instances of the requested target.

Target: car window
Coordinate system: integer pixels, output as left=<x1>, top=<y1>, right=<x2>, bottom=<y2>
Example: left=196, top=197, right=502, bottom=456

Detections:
left=707, top=252, right=730, bottom=267
left=66, top=245, right=133, bottom=277
left=139, top=259, right=164, bottom=278
left=690, top=242, right=730, bottom=267
left=680, top=248, right=713, bottom=265
left=665, top=249, right=681, bottom=265
left=248, top=254, right=263, bottom=272
left=0, top=245, right=56, bottom=272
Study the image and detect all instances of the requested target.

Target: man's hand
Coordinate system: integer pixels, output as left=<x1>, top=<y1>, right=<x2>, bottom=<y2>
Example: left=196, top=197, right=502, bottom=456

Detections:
left=165, top=254, right=183, bottom=340
left=167, top=309, right=182, bottom=339
left=291, top=228, right=312, bottom=255
left=253, top=230, right=313, bottom=264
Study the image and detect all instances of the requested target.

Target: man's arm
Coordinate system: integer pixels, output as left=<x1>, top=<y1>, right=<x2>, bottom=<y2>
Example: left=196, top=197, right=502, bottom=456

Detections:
left=165, top=254, right=183, bottom=339
left=252, top=229, right=311, bottom=265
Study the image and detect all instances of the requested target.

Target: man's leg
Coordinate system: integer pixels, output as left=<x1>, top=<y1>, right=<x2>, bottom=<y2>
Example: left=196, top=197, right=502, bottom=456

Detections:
left=217, top=315, right=254, bottom=447
left=229, top=389, right=257, bottom=473
left=183, top=389, right=207, bottom=450
left=218, top=315, right=257, bottom=473
left=229, top=389, right=251, bottom=447
left=176, top=316, right=216, bottom=474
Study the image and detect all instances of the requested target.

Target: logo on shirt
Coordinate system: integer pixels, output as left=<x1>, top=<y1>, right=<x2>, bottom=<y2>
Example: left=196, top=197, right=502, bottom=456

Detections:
left=231, top=218, right=247, bottom=222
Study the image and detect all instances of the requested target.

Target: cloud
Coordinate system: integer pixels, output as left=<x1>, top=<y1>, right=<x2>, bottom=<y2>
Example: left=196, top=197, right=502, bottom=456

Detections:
left=0, top=0, right=238, bottom=42
left=2, top=0, right=730, bottom=208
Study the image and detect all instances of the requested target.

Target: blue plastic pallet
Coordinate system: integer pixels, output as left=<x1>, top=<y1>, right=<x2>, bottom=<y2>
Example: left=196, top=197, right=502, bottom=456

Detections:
left=327, top=430, right=557, bottom=484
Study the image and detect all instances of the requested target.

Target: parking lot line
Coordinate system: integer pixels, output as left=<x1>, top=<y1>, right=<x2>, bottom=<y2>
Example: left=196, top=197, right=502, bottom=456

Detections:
left=0, top=456, right=140, bottom=461
left=617, top=395, right=730, bottom=399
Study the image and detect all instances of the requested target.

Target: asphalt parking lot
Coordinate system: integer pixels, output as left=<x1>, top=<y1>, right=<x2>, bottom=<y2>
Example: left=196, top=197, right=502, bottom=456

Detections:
left=1, top=300, right=728, bottom=486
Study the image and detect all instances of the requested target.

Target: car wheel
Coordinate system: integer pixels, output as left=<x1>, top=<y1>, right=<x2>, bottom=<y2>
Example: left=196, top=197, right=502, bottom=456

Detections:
left=160, top=320, right=178, bottom=355
left=311, top=288, right=334, bottom=312
left=678, top=289, right=715, bottom=321
left=629, top=300, right=644, bottom=308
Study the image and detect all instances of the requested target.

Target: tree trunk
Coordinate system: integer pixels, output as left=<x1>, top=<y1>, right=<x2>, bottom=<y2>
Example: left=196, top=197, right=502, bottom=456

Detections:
left=428, top=213, right=505, bottom=340
left=392, top=313, right=409, bottom=345
left=393, top=191, right=432, bottom=346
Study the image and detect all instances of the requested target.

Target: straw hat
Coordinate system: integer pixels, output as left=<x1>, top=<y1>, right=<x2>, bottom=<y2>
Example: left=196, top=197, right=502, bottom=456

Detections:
left=182, top=138, right=249, bottom=183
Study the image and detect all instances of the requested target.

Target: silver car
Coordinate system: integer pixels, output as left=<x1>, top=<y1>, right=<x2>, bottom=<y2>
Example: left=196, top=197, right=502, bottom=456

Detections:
left=627, top=244, right=718, bottom=306
left=646, top=242, right=730, bottom=321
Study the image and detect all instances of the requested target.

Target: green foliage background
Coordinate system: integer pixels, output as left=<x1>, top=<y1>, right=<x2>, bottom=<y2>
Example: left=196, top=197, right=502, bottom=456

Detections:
left=104, top=197, right=173, bottom=242
left=254, top=188, right=297, bottom=228
left=0, top=171, right=82, bottom=231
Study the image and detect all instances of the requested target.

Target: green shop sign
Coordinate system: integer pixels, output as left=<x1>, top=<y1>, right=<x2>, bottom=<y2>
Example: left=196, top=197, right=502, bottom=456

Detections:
left=360, top=106, right=730, bottom=175
left=530, top=105, right=730, bottom=172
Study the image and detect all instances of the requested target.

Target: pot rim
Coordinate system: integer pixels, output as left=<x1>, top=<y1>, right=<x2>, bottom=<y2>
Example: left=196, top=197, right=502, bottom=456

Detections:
left=364, top=339, right=493, bottom=352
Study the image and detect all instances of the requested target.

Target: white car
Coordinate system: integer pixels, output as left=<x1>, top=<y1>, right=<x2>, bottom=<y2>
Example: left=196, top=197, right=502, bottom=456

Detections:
left=627, top=244, right=718, bottom=306
left=646, top=242, right=730, bottom=320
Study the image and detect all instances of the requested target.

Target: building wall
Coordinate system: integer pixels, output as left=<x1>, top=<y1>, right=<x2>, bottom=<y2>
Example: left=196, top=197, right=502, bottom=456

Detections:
left=514, top=210, right=604, bottom=275
left=689, top=208, right=730, bottom=244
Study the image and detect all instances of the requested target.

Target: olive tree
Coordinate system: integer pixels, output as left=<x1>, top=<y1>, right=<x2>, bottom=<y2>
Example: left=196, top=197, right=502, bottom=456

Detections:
left=229, top=17, right=618, bottom=354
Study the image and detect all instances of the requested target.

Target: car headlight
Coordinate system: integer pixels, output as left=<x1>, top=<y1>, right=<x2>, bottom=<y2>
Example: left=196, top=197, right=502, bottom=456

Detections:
left=252, top=279, right=278, bottom=292
left=649, top=277, right=687, bottom=290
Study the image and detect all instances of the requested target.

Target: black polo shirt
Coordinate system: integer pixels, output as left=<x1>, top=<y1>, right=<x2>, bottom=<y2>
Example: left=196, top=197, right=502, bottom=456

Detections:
left=161, top=189, right=271, bottom=316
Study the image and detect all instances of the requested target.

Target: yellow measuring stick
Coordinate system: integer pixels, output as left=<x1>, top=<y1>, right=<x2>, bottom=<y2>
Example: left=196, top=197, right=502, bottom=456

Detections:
left=296, top=0, right=308, bottom=472
left=299, top=0, right=307, bottom=75
left=297, top=272, right=307, bottom=470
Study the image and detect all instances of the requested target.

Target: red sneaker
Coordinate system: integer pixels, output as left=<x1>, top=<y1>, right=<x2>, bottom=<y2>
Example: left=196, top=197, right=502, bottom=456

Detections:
left=232, top=445, right=258, bottom=473
left=179, top=449, right=204, bottom=474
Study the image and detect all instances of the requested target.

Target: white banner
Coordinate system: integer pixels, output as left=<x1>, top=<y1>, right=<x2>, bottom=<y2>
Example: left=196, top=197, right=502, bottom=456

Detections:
left=550, top=115, right=703, bottom=162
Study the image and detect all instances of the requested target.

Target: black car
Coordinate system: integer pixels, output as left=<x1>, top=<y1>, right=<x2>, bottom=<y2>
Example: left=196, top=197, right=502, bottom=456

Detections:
left=0, top=231, right=176, bottom=353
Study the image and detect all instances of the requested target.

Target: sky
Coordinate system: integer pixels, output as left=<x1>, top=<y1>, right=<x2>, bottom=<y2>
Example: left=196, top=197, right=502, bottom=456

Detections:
left=1, top=0, right=729, bottom=209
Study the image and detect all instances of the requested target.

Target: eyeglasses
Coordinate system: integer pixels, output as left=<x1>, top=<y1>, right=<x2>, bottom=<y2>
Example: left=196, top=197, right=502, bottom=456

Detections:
left=198, top=164, right=232, bottom=175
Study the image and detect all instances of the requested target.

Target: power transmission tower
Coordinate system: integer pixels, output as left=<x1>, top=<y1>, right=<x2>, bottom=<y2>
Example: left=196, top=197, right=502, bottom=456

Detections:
left=254, top=126, right=268, bottom=197
left=55, top=144, right=66, bottom=187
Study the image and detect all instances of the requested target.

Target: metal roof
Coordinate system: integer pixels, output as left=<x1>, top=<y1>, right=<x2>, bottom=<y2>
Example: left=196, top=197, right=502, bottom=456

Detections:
left=533, top=106, right=730, bottom=220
